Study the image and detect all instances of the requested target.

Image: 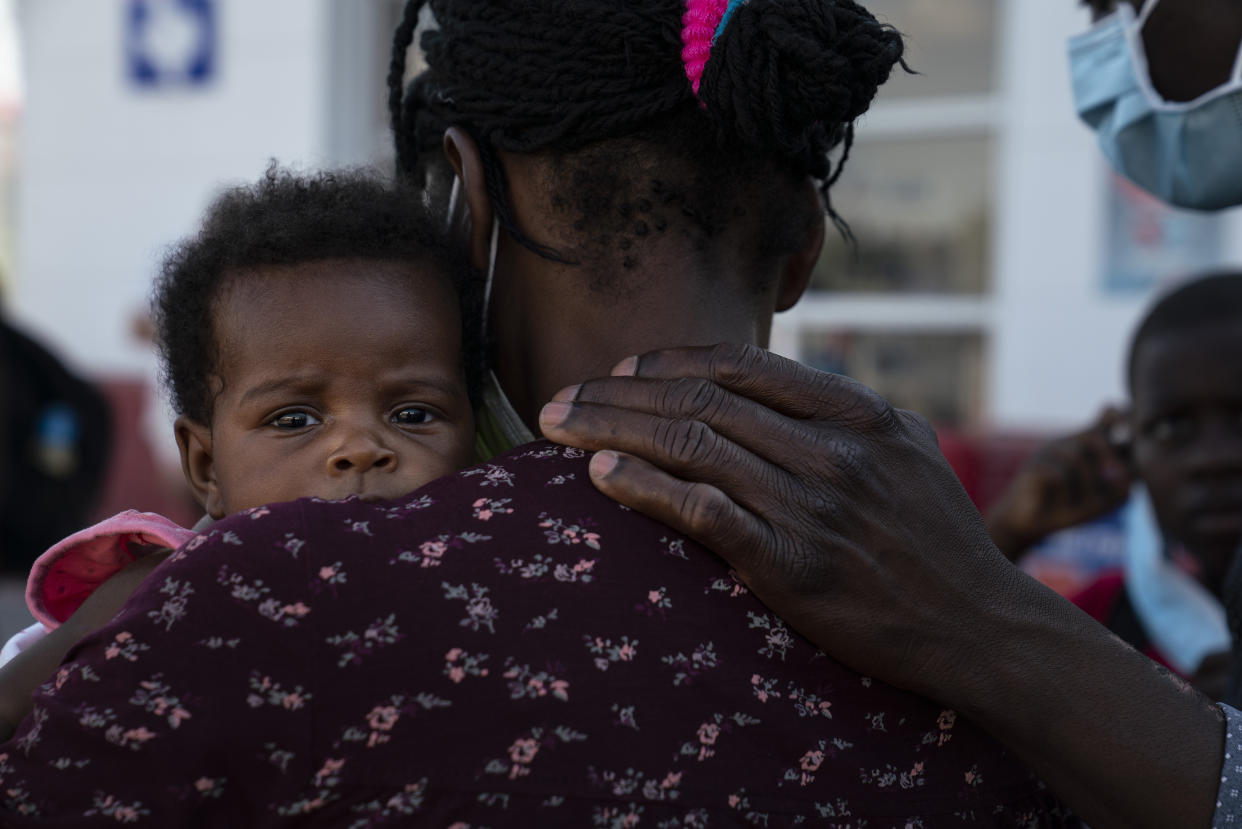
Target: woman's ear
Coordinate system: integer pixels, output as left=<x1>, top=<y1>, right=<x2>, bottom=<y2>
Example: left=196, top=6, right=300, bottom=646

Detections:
left=174, top=416, right=226, bottom=519
left=775, top=179, right=826, bottom=312
left=443, top=127, right=495, bottom=274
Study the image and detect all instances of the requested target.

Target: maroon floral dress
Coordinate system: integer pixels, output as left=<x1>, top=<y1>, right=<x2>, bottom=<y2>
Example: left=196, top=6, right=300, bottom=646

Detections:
left=0, top=442, right=1078, bottom=827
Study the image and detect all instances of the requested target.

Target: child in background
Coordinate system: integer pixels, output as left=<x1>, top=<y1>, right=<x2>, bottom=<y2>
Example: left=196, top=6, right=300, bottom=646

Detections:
left=986, top=272, right=1242, bottom=696
left=0, top=167, right=483, bottom=733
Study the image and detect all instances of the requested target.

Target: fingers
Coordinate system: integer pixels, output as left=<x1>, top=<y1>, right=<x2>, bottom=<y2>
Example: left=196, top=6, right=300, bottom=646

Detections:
left=616, top=343, right=894, bottom=427
left=540, top=397, right=795, bottom=519
left=546, top=375, right=818, bottom=473
left=587, top=450, right=775, bottom=575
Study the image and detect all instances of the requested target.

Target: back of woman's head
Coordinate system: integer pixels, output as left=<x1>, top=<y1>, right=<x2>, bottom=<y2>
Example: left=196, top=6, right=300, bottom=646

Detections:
left=390, top=0, right=905, bottom=272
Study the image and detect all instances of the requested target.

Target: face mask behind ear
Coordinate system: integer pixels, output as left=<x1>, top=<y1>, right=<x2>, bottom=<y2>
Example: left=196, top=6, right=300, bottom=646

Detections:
left=1069, top=0, right=1242, bottom=211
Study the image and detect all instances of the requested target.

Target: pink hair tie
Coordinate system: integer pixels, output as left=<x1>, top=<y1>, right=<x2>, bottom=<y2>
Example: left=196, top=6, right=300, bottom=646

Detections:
left=681, top=0, right=729, bottom=96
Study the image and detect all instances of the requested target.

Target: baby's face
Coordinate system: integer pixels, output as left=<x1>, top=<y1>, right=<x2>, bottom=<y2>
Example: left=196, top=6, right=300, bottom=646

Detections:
left=182, top=258, right=476, bottom=518
left=1131, top=322, right=1242, bottom=589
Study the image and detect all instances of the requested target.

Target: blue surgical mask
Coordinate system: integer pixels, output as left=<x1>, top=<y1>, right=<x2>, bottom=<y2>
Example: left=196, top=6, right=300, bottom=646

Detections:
left=1068, top=0, right=1242, bottom=211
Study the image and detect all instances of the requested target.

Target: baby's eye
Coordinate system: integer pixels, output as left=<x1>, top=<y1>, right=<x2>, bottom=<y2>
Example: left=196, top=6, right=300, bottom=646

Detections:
left=392, top=407, right=434, bottom=427
left=270, top=411, right=321, bottom=430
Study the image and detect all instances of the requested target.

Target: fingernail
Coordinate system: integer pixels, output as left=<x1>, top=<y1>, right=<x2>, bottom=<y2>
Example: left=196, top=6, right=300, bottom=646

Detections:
left=539, top=401, right=572, bottom=429
left=551, top=384, right=581, bottom=403
left=591, top=450, right=619, bottom=478
left=612, top=355, right=638, bottom=376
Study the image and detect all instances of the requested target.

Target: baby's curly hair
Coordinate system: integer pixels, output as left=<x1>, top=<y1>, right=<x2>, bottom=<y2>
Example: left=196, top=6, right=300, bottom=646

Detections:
left=152, top=165, right=483, bottom=425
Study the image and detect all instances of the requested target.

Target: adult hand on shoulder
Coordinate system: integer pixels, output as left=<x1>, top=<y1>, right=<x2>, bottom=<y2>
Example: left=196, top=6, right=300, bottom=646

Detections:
left=984, top=407, right=1131, bottom=561
left=538, top=343, right=1038, bottom=703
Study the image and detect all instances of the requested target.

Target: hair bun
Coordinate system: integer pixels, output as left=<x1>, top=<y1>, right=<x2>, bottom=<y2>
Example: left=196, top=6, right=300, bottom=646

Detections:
left=699, top=0, right=904, bottom=161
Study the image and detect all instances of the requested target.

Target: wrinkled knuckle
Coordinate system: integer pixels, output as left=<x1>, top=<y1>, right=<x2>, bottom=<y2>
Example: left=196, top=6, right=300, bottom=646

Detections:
left=654, top=418, right=715, bottom=467
left=708, top=342, right=764, bottom=385
left=898, top=409, right=937, bottom=445
left=666, top=377, right=727, bottom=422
left=680, top=482, right=730, bottom=538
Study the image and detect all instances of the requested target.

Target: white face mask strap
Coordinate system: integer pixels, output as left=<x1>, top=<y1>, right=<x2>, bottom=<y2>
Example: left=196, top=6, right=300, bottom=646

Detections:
left=1136, top=0, right=1160, bottom=28
left=445, top=176, right=461, bottom=232
left=481, top=218, right=499, bottom=338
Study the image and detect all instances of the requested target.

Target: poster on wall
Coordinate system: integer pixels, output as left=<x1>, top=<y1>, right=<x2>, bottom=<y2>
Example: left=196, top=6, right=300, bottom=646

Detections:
left=1104, top=172, right=1222, bottom=295
left=126, top=0, right=216, bottom=88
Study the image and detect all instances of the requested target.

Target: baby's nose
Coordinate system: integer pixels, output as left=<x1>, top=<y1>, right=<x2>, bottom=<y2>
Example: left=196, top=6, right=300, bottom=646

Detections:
left=328, top=436, right=397, bottom=474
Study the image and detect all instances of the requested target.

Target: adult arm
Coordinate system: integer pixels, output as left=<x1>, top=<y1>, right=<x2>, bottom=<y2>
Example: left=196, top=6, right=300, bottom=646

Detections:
left=539, top=343, right=1224, bottom=829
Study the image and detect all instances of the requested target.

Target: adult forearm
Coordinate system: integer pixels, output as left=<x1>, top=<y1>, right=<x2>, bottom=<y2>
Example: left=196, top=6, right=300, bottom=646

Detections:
left=952, top=574, right=1223, bottom=829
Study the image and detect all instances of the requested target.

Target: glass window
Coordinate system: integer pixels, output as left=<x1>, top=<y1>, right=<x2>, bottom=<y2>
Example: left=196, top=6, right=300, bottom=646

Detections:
left=799, top=330, right=984, bottom=426
left=866, top=0, right=998, bottom=100
left=813, top=135, right=993, bottom=295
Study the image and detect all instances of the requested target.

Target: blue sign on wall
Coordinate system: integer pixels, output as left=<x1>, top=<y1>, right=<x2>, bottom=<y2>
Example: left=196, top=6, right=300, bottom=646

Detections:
left=126, top=0, right=216, bottom=88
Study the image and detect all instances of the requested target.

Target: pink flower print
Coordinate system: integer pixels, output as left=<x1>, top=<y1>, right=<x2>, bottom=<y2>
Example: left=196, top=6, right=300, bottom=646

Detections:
left=911, top=761, right=924, bottom=778
left=314, top=757, right=345, bottom=786
left=419, top=539, right=448, bottom=563
left=508, top=737, right=539, bottom=768
left=697, top=722, right=720, bottom=746
left=246, top=507, right=271, bottom=519
left=661, top=771, right=683, bottom=790
left=105, top=644, right=121, bottom=660
left=617, top=643, right=636, bottom=661
left=282, top=602, right=311, bottom=618
left=965, top=770, right=976, bottom=784
left=318, top=565, right=337, bottom=581
left=169, top=707, right=192, bottom=728
left=728, top=794, right=741, bottom=808
left=477, top=509, right=493, bottom=521
left=799, top=750, right=824, bottom=773
left=114, top=806, right=139, bottom=822
left=448, top=666, right=466, bottom=683
left=123, top=727, right=156, bottom=745
left=195, top=777, right=215, bottom=793
left=472, top=498, right=487, bottom=508
left=445, top=648, right=463, bottom=662
left=583, top=532, right=601, bottom=548
left=116, top=632, right=132, bottom=643
left=572, top=559, right=595, bottom=573
left=937, top=709, right=957, bottom=747
left=648, top=590, right=663, bottom=604
left=367, top=705, right=400, bottom=732
left=282, top=692, right=305, bottom=711
left=52, top=667, right=70, bottom=690
left=549, top=679, right=570, bottom=701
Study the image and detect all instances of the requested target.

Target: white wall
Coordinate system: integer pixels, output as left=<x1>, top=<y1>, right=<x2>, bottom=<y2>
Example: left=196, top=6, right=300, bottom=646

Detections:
left=12, top=0, right=331, bottom=376
left=989, top=0, right=1242, bottom=431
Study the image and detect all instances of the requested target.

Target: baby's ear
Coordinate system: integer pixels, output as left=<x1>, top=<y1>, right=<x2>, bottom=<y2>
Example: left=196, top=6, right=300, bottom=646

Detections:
left=174, top=416, right=225, bottom=519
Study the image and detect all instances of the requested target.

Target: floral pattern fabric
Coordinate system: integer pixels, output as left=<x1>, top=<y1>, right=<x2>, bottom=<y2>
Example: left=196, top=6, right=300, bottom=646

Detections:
left=0, top=442, right=1078, bottom=827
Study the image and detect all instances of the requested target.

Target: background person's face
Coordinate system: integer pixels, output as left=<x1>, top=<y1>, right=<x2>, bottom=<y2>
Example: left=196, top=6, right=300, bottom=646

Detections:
left=1088, top=0, right=1242, bottom=102
left=191, top=259, right=476, bottom=518
left=1130, top=324, right=1242, bottom=590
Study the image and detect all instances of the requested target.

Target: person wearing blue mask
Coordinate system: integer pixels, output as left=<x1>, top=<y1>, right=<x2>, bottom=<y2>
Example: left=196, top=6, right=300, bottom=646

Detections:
left=1071, top=0, right=1242, bottom=210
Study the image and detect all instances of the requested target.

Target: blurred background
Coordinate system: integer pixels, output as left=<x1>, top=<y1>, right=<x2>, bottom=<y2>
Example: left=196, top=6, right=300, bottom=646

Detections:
left=1, top=0, right=1240, bottom=634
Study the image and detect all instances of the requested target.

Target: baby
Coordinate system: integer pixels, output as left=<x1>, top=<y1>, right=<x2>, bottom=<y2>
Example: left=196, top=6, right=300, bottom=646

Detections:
left=0, top=167, right=483, bottom=732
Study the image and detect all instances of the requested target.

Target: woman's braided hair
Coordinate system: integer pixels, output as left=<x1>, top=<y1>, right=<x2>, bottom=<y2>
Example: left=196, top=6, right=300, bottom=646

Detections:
left=389, top=0, right=905, bottom=257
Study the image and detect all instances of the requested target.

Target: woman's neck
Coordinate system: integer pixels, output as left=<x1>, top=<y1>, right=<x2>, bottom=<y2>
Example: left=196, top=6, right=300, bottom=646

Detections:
left=490, top=247, right=771, bottom=431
